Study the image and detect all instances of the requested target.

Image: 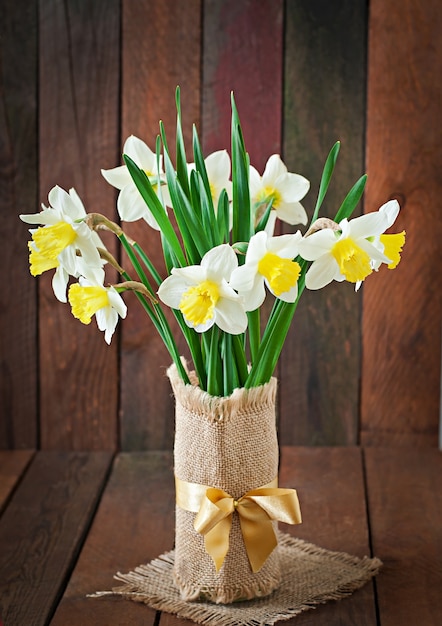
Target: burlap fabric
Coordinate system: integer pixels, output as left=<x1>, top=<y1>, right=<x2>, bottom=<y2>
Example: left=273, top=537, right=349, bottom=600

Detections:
left=92, top=533, right=382, bottom=625
left=168, top=362, right=281, bottom=603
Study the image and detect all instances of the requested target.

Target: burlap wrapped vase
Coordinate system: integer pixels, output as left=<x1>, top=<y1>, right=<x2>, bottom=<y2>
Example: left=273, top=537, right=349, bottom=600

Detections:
left=168, top=362, right=288, bottom=604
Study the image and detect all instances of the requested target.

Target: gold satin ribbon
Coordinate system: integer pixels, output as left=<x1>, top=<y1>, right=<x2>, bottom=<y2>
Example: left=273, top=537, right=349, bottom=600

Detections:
left=175, top=476, right=302, bottom=573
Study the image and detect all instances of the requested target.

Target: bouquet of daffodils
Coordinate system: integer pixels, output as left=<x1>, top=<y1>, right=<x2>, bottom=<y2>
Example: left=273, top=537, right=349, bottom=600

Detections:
left=21, top=90, right=405, bottom=397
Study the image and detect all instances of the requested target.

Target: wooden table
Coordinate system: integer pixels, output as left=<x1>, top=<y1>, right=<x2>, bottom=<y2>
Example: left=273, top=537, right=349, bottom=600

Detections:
left=0, top=447, right=441, bottom=625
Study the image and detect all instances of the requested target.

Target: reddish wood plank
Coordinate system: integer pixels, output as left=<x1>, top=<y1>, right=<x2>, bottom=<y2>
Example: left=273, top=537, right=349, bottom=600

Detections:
left=0, top=0, right=38, bottom=448
left=38, top=0, right=120, bottom=449
left=365, top=447, right=442, bottom=625
left=119, top=0, right=202, bottom=450
left=202, top=0, right=284, bottom=172
left=0, top=450, right=34, bottom=514
left=277, top=446, right=377, bottom=625
left=0, top=451, right=112, bottom=626
left=51, top=451, right=175, bottom=625
left=361, top=0, right=442, bottom=446
left=280, top=1, right=368, bottom=446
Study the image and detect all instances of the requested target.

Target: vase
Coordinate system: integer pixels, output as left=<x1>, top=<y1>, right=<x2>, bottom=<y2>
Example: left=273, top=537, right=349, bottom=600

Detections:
left=167, top=362, right=287, bottom=604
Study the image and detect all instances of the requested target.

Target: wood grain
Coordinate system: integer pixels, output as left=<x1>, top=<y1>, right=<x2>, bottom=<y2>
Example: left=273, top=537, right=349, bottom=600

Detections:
left=51, top=451, right=175, bottom=625
left=280, top=1, right=368, bottom=446
left=0, top=450, right=34, bottom=514
left=119, top=0, right=202, bottom=450
left=361, top=0, right=442, bottom=446
left=0, top=0, right=38, bottom=448
left=202, top=0, right=284, bottom=172
left=38, top=0, right=121, bottom=449
left=365, top=447, right=442, bottom=625
left=0, top=451, right=112, bottom=626
left=278, top=446, right=377, bottom=625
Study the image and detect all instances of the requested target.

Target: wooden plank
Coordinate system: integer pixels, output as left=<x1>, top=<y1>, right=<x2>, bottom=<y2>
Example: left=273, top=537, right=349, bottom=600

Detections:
left=276, top=446, right=377, bottom=625
left=0, top=450, right=34, bottom=514
left=280, top=1, right=367, bottom=445
left=0, top=451, right=112, bottom=626
left=51, top=451, right=175, bottom=625
left=365, top=447, right=442, bottom=625
left=119, top=0, right=202, bottom=450
left=38, top=0, right=120, bottom=449
left=361, top=0, right=442, bottom=446
left=202, top=0, right=284, bottom=172
left=0, top=0, right=38, bottom=448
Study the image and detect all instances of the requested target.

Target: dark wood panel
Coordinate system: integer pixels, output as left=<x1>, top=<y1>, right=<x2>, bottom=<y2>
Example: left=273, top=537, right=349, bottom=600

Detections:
left=0, top=0, right=38, bottom=448
left=361, top=0, right=442, bottom=446
left=0, top=450, right=34, bottom=514
left=50, top=451, right=175, bottom=625
left=365, top=447, right=442, bottom=625
left=38, top=0, right=121, bottom=449
left=280, top=1, right=367, bottom=445
left=202, top=0, right=284, bottom=172
left=119, top=0, right=202, bottom=450
left=0, top=451, right=112, bottom=626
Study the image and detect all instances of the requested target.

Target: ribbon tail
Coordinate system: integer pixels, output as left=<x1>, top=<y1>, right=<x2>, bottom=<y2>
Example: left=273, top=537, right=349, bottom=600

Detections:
left=238, top=505, right=277, bottom=573
left=204, top=515, right=232, bottom=572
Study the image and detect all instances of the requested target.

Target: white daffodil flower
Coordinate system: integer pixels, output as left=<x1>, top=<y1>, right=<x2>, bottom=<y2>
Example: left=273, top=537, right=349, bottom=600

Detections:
left=230, top=231, right=303, bottom=311
left=299, top=200, right=404, bottom=291
left=158, top=244, right=247, bottom=334
left=20, top=186, right=104, bottom=301
left=188, top=149, right=233, bottom=209
left=68, top=277, right=127, bottom=344
left=101, top=135, right=166, bottom=229
left=249, top=154, right=310, bottom=233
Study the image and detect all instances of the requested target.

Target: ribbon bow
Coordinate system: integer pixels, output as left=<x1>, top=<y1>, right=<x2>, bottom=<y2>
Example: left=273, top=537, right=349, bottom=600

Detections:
left=175, top=477, right=302, bottom=573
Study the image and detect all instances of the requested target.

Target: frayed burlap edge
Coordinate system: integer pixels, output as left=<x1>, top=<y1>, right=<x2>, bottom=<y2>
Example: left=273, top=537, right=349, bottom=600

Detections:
left=167, top=361, right=278, bottom=424
left=90, top=532, right=382, bottom=626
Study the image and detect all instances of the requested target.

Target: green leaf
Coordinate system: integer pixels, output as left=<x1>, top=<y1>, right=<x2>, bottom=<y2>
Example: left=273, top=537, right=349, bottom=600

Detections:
left=310, top=141, right=340, bottom=224
left=334, top=174, right=367, bottom=223
left=162, top=148, right=202, bottom=264
left=216, top=188, right=230, bottom=244
left=124, top=155, right=186, bottom=267
left=231, top=93, right=252, bottom=247
left=174, top=87, right=191, bottom=199
left=254, top=198, right=273, bottom=233
left=207, top=327, right=222, bottom=396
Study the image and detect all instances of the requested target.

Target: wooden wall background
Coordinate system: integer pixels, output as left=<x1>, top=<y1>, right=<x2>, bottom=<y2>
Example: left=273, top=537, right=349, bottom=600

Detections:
left=1, top=0, right=441, bottom=451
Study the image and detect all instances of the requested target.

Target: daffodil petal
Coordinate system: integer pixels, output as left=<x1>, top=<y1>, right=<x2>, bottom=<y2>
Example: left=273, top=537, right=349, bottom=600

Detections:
left=262, top=154, right=287, bottom=182
left=101, top=165, right=132, bottom=190
left=107, top=289, right=127, bottom=319
left=275, top=200, right=308, bottom=225
left=202, top=244, right=238, bottom=281
left=158, top=274, right=188, bottom=309
left=245, top=231, right=268, bottom=264
left=52, top=266, right=69, bottom=303
left=229, top=263, right=257, bottom=293
left=241, top=276, right=267, bottom=311
left=205, top=150, right=231, bottom=185
left=249, top=166, right=262, bottom=198
left=267, top=232, right=302, bottom=258
left=299, top=228, right=337, bottom=260
left=379, top=199, right=400, bottom=227
left=277, top=173, right=310, bottom=202
left=124, top=135, right=159, bottom=172
left=214, top=297, right=248, bottom=334
left=271, top=281, right=298, bottom=303
left=305, top=255, right=341, bottom=290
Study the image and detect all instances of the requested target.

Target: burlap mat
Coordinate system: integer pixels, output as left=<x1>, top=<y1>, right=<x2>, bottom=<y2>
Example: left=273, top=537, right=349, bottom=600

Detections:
left=92, top=532, right=381, bottom=625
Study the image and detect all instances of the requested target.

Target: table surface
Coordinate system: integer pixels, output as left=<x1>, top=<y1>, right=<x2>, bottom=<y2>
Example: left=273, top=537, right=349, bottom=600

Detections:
left=0, top=446, right=441, bottom=626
